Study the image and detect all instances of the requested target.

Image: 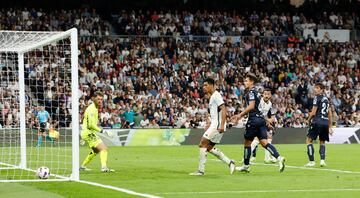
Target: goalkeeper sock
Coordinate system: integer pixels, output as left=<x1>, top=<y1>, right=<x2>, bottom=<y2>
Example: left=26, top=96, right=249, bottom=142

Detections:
left=82, top=151, right=97, bottom=167
left=100, top=150, right=108, bottom=168
left=209, top=147, right=231, bottom=165
left=37, top=136, right=43, bottom=146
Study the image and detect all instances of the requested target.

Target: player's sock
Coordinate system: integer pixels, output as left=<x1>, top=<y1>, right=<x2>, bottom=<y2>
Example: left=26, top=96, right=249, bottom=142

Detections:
left=264, top=149, right=270, bottom=161
left=37, top=136, right=43, bottom=146
left=100, top=150, right=108, bottom=168
left=319, top=144, right=326, bottom=160
left=251, top=139, right=259, bottom=157
left=264, top=143, right=280, bottom=159
left=307, top=144, right=315, bottom=161
left=209, top=147, right=231, bottom=165
left=82, top=151, right=97, bottom=167
left=264, top=139, right=272, bottom=161
left=198, top=148, right=207, bottom=173
left=244, top=146, right=251, bottom=165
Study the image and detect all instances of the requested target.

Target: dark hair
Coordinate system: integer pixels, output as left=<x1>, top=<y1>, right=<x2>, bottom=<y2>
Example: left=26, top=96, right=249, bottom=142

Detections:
left=246, top=73, right=258, bottom=83
left=315, top=83, right=325, bottom=90
left=263, top=88, right=272, bottom=93
left=92, top=91, right=104, bottom=97
left=204, top=78, right=215, bottom=85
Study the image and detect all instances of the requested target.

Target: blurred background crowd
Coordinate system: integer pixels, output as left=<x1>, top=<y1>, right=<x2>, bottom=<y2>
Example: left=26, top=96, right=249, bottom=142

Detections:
left=0, top=0, right=359, bottom=129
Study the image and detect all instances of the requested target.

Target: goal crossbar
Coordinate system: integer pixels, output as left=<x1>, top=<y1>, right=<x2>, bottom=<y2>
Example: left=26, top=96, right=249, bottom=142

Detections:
left=0, top=28, right=76, bottom=53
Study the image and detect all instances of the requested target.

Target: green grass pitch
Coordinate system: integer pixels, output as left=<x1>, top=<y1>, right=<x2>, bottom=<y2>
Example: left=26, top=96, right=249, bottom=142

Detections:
left=1, top=144, right=360, bottom=198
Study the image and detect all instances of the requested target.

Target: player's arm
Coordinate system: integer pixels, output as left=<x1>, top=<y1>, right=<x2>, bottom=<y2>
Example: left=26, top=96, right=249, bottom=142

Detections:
left=266, top=107, right=276, bottom=124
left=231, top=100, right=254, bottom=123
left=307, top=106, right=317, bottom=123
left=204, top=115, right=211, bottom=131
left=232, top=100, right=255, bottom=123
left=328, top=104, right=333, bottom=135
left=218, top=104, right=226, bottom=132
left=267, top=115, right=275, bottom=123
left=240, top=100, right=254, bottom=118
left=307, top=96, right=318, bottom=123
left=85, top=109, right=101, bottom=132
left=232, top=90, right=255, bottom=122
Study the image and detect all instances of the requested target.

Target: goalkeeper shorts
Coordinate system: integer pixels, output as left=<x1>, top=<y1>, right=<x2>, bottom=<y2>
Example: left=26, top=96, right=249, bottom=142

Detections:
left=81, top=132, right=102, bottom=148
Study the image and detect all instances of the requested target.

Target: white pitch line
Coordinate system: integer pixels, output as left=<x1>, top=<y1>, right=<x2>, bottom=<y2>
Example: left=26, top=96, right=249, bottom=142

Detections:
left=252, top=162, right=360, bottom=174
left=207, top=159, right=360, bottom=174
left=0, top=161, right=161, bottom=198
left=157, top=188, right=360, bottom=195
left=78, top=180, right=162, bottom=198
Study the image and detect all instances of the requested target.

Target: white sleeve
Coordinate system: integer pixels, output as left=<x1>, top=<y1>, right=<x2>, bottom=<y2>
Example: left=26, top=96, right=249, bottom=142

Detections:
left=215, top=93, right=224, bottom=107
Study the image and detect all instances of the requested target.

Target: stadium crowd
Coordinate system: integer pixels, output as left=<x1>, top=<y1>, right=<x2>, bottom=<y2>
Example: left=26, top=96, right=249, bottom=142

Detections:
left=113, top=10, right=360, bottom=37
left=0, top=8, right=359, bottom=130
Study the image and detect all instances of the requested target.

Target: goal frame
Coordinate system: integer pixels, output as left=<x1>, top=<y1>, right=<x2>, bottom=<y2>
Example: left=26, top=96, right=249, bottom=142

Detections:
left=0, top=28, right=79, bottom=182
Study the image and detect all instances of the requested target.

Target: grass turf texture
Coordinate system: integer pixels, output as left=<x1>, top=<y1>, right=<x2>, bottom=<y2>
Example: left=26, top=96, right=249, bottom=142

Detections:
left=1, top=144, right=360, bottom=198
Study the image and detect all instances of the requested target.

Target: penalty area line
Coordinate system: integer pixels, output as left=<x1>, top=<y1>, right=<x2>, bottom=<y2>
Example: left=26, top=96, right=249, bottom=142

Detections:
left=77, top=180, right=161, bottom=198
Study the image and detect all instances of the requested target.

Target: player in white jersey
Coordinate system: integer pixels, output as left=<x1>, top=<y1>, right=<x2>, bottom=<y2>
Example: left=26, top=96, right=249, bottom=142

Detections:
left=189, top=78, right=235, bottom=176
left=250, top=88, right=277, bottom=163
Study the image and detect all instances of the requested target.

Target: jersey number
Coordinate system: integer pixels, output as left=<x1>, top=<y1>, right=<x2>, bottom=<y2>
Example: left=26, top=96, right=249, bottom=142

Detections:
left=321, top=103, right=329, bottom=116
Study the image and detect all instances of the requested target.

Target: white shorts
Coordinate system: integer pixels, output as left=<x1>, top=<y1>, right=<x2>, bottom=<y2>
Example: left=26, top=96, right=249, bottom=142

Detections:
left=203, top=128, right=223, bottom=144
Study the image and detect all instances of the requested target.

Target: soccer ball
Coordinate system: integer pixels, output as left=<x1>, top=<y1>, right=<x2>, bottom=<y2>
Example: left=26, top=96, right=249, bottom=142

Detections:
left=37, top=166, right=50, bottom=179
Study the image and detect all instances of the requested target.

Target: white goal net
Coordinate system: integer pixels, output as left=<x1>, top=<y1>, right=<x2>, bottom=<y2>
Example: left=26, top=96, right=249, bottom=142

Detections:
left=0, top=28, right=79, bottom=182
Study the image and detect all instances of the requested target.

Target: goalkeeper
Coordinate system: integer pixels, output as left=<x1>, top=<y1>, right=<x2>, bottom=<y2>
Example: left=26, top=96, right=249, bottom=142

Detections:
left=80, top=91, right=114, bottom=172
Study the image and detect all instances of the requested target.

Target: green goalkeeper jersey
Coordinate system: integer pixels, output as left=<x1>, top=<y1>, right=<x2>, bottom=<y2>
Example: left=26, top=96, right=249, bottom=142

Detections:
left=81, top=103, right=101, bottom=136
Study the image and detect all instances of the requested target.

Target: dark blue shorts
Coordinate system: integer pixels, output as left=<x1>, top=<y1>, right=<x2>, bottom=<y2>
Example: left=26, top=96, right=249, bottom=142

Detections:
left=244, top=117, right=268, bottom=141
left=39, top=122, right=46, bottom=133
left=307, top=123, right=329, bottom=141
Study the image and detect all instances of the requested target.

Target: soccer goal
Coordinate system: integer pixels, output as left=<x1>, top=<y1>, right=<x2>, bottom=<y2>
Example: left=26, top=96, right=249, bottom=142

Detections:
left=0, top=28, right=79, bottom=182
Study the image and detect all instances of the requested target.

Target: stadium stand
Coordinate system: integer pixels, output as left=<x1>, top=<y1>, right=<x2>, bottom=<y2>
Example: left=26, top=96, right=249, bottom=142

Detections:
left=0, top=7, right=359, bottom=129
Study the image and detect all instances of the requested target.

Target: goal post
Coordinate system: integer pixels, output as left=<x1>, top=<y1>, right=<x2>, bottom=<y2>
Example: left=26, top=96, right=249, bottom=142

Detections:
left=0, top=28, right=79, bottom=182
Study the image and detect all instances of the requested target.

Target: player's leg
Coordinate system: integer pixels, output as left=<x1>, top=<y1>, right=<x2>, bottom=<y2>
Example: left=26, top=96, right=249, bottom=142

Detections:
left=37, top=123, right=46, bottom=147
left=243, top=138, right=253, bottom=166
left=236, top=124, right=255, bottom=173
left=37, top=131, right=43, bottom=147
left=80, top=148, right=97, bottom=171
left=264, top=131, right=277, bottom=163
left=236, top=138, right=252, bottom=173
left=264, top=133, right=272, bottom=163
left=319, top=126, right=329, bottom=167
left=190, top=137, right=211, bottom=176
left=80, top=133, right=103, bottom=171
left=259, top=126, right=285, bottom=172
left=251, top=137, right=259, bottom=162
left=95, top=142, right=115, bottom=172
left=207, top=132, right=235, bottom=174
left=305, top=125, right=317, bottom=167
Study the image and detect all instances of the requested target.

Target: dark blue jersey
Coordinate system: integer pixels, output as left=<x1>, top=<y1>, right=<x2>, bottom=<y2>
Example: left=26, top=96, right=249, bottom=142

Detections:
left=244, top=88, right=263, bottom=119
left=312, top=94, right=330, bottom=126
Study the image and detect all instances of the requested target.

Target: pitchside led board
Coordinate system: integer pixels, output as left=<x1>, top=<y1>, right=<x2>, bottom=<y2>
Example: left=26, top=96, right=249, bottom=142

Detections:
left=96, top=128, right=360, bottom=146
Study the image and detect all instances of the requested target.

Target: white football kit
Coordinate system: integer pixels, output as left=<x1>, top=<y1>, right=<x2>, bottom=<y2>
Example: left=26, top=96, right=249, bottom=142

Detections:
left=258, top=98, right=276, bottom=135
left=203, top=91, right=226, bottom=143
